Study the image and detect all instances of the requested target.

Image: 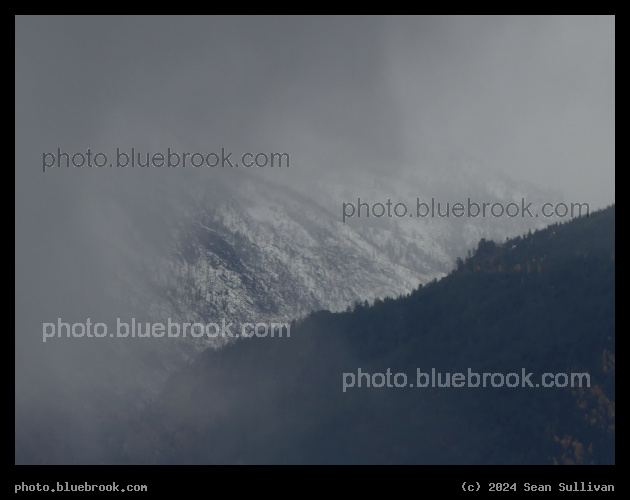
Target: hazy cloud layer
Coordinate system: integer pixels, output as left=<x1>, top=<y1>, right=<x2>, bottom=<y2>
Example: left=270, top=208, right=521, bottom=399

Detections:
left=15, top=15, right=614, bottom=463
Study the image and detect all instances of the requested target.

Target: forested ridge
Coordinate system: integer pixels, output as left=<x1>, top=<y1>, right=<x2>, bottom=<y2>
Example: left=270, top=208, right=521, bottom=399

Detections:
left=116, top=205, right=615, bottom=464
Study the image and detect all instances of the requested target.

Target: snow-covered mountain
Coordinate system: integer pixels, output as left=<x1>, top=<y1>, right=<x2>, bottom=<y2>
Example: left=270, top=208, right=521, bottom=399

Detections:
left=112, top=151, right=561, bottom=358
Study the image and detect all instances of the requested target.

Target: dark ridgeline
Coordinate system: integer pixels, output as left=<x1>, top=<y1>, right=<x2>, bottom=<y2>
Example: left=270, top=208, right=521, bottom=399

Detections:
left=76, top=206, right=622, bottom=463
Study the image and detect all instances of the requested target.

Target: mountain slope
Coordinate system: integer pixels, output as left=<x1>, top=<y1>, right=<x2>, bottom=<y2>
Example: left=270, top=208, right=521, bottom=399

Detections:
left=124, top=157, right=559, bottom=354
left=114, top=205, right=614, bottom=464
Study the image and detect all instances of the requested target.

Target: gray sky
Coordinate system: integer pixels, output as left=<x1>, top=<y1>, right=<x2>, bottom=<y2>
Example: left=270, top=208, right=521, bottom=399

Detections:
left=16, top=15, right=614, bottom=206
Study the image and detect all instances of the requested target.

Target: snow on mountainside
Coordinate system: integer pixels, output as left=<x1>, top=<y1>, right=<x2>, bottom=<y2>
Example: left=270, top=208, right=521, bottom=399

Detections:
left=142, top=176, right=441, bottom=351
left=113, top=152, right=560, bottom=358
left=307, top=152, right=562, bottom=275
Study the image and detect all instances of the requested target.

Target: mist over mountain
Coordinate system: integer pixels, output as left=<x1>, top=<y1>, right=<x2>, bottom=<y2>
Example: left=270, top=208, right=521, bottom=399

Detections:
left=16, top=153, right=562, bottom=464
left=15, top=16, right=614, bottom=467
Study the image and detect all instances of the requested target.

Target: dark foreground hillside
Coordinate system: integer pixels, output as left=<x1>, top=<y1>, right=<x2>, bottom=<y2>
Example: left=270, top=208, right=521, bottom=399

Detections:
left=118, top=206, right=615, bottom=464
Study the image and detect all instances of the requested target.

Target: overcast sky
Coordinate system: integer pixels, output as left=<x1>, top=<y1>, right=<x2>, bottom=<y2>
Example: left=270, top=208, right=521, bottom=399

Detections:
left=17, top=16, right=614, bottom=205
